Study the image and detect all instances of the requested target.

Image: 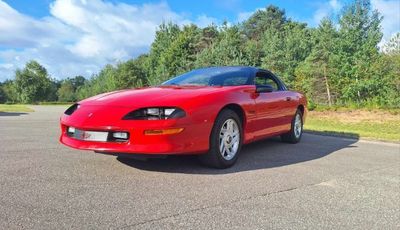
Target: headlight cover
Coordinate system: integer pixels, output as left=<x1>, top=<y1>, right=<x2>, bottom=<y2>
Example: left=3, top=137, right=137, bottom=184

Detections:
left=122, top=107, right=186, bottom=120
left=64, top=103, right=80, bottom=115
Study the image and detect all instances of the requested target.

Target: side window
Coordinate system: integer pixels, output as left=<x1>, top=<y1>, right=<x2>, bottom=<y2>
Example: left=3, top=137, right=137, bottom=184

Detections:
left=209, top=71, right=250, bottom=86
left=255, top=72, right=280, bottom=91
left=222, top=75, right=249, bottom=86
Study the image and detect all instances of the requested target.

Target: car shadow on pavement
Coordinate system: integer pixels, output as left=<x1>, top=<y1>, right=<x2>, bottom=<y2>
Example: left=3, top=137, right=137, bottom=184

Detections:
left=0, top=112, right=28, bottom=116
left=117, top=134, right=359, bottom=175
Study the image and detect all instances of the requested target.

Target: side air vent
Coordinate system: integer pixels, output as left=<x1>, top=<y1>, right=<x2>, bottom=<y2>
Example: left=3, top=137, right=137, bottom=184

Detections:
left=64, top=104, right=80, bottom=115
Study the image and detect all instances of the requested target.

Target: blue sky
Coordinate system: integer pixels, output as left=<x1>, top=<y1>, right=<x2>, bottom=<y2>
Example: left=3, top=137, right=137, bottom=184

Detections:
left=0, top=0, right=399, bottom=81
left=2, top=0, right=339, bottom=24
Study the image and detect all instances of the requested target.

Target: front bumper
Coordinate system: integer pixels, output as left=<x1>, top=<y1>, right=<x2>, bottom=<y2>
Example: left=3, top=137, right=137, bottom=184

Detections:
left=59, top=109, right=212, bottom=155
left=60, top=126, right=206, bottom=154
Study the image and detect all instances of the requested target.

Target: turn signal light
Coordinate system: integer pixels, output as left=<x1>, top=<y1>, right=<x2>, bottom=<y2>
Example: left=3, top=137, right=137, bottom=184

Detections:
left=144, top=128, right=184, bottom=135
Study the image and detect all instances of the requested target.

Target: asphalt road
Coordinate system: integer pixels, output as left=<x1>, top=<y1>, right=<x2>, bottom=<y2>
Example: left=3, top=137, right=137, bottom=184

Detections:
left=0, top=106, right=399, bottom=229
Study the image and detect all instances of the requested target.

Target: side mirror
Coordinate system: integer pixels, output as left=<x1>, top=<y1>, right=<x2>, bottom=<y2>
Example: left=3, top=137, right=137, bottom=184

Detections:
left=256, top=85, right=274, bottom=93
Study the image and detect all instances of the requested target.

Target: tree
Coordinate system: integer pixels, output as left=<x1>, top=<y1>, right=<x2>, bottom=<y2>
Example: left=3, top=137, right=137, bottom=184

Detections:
left=242, top=6, right=288, bottom=67
left=242, top=5, right=287, bottom=40
left=1, top=80, right=17, bottom=103
left=242, top=5, right=314, bottom=85
left=383, top=32, right=400, bottom=55
left=369, top=35, right=400, bottom=107
left=295, top=18, right=338, bottom=106
left=114, top=57, right=148, bottom=88
left=70, top=76, right=86, bottom=90
left=195, top=25, right=219, bottom=52
left=261, top=20, right=312, bottom=86
left=0, top=83, right=5, bottom=103
left=14, top=60, right=53, bottom=103
left=196, top=24, right=250, bottom=67
left=335, top=0, right=383, bottom=103
left=159, top=24, right=201, bottom=82
left=57, top=80, right=76, bottom=102
left=76, top=55, right=149, bottom=100
left=57, top=76, right=87, bottom=102
left=147, top=23, right=181, bottom=84
left=47, top=80, right=59, bottom=102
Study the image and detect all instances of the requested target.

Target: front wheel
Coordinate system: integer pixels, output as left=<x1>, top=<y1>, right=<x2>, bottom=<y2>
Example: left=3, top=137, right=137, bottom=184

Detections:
left=199, top=109, right=242, bottom=168
left=281, top=109, right=303, bottom=143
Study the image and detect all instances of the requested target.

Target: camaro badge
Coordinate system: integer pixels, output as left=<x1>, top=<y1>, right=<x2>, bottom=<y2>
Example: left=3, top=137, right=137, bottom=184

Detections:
left=87, top=113, right=93, bottom=118
left=81, top=132, right=91, bottom=139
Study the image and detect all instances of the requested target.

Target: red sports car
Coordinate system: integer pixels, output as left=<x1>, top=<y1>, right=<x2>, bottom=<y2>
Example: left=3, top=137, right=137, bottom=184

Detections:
left=60, top=66, right=307, bottom=168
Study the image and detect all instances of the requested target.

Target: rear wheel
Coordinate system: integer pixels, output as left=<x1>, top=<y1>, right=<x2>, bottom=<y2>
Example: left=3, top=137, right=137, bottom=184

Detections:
left=281, top=109, right=303, bottom=143
left=199, top=109, right=242, bottom=168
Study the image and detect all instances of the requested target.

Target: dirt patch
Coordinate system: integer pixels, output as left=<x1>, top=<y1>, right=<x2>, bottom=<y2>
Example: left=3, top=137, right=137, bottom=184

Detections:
left=308, top=110, right=400, bottom=124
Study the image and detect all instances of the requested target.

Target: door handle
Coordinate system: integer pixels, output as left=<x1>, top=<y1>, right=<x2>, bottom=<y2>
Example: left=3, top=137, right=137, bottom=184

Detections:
left=285, top=97, right=292, bottom=101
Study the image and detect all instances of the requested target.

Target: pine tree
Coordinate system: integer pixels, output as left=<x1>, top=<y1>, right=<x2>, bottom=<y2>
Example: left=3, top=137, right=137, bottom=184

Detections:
left=295, top=18, right=338, bottom=106
left=336, top=0, right=383, bottom=103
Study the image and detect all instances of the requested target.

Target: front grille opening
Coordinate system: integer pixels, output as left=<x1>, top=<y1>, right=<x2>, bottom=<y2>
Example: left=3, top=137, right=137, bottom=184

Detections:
left=66, top=126, right=129, bottom=142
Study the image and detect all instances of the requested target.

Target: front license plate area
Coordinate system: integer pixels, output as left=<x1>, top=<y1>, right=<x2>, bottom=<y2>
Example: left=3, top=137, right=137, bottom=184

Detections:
left=73, top=129, right=109, bottom=142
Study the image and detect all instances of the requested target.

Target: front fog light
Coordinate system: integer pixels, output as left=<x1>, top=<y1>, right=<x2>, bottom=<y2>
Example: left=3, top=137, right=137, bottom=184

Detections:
left=113, top=132, right=128, bottom=139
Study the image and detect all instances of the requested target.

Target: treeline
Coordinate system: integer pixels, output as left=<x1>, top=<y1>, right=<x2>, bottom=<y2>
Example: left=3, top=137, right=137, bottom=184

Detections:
left=0, top=0, right=399, bottom=108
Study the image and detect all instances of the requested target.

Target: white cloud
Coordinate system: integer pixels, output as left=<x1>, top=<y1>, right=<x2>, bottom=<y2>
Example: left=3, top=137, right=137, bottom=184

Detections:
left=312, top=0, right=343, bottom=26
left=236, top=7, right=265, bottom=23
left=371, top=0, right=400, bottom=43
left=0, top=0, right=190, bottom=81
left=0, top=1, right=76, bottom=48
left=237, top=11, right=254, bottom=22
left=195, top=14, right=218, bottom=27
left=329, top=0, right=342, bottom=11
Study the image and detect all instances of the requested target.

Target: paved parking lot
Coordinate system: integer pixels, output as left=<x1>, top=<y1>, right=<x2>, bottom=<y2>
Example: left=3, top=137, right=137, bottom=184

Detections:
left=0, top=106, right=399, bottom=229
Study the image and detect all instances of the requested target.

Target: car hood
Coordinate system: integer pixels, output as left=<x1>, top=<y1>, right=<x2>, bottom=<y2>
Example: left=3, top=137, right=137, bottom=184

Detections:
left=79, top=85, right=226, bottom=108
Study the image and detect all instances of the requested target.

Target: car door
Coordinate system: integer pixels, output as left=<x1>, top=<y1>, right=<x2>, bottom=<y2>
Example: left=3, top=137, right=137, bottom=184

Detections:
left=252, top=71, right=292, bottom=138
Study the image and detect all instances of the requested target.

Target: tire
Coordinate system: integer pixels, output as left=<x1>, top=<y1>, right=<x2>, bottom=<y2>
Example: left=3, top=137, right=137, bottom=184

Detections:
left=281, top=109, right=303, bottom=144
left=199, top=109, right=243, bottom=168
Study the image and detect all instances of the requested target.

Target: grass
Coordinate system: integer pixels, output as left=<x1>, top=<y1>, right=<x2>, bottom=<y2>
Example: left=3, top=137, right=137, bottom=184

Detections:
left=0, top=104, right=34, bottom=113
left=305, top=109, right=400, bottom=142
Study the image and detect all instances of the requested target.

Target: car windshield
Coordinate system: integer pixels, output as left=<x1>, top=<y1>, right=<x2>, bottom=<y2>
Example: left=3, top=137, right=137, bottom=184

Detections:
left=161, top=67, right=252, bottom=86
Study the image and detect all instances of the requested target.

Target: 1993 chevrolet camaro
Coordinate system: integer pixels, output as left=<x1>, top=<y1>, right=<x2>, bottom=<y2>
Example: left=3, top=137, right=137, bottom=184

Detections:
left=60, top=66, right=307, bottom=168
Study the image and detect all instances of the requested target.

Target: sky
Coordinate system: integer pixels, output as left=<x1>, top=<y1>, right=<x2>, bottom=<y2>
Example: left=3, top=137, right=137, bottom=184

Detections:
left=0, top=0, right=399, bottom=81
